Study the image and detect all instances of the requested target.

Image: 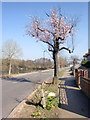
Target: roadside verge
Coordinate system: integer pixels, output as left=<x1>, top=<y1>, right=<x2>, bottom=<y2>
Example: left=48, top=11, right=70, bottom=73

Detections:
left=8, top=74, right=53, bottom=118
left=1, top=69, right=53, bottom=78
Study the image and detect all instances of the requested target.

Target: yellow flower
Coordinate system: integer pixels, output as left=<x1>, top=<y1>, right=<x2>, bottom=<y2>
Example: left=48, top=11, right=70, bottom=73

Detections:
left=48, top=96, right=50, bottom=98
left=43, top=117, right=46, bottom=119
left=32, top=113, right=35, bottom=116
left=38, top=112, right=41, bottom=115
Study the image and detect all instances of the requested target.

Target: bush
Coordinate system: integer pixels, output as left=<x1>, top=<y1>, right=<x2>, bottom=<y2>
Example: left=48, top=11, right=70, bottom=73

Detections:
left=81, top=60, right=90, bottom=68
left=46, top=96, right=58, bottom=110
left=84, top=61, right=90, bottom=68
left=81, top=60, right=88, bottom=65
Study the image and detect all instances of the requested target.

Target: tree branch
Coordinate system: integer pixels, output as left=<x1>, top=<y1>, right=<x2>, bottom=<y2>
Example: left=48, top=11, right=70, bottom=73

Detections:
left=58, top=36, right=64, bottom=41
left=38, top=27, right=54, bottom=36
left=30, top=30, right=54, bottom=48
left=48, top=48, right=53, bottom=52
left=69, top=25, right=74, bottom=33
left=59, top=47, right=73, bottom=53
left=46, top=13, right=50, bottom=17
left=41, top=39, right=54, bottom=48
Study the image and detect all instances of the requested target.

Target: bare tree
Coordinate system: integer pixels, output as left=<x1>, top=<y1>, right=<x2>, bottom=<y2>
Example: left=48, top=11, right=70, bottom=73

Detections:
left=26, top=8, right=78, bottom=84
left=71, top=55, right=80, bottom=68
left=2, top=40, right=23, bottom=76
left=58, top=56, right=67, bottom=68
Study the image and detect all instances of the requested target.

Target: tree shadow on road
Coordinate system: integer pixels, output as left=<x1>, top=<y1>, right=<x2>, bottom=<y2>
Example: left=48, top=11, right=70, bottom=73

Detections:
left=58, top=76, right=90, bottom=118
left=3, top=77, right=42, bottom=85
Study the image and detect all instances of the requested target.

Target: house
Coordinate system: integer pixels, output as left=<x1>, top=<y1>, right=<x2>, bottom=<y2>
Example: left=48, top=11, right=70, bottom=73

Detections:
left=83, top=49, right=90, bottom=78
left=83, top=49, right=90, bottom=61
left=87, top=49, right=90, bottom=61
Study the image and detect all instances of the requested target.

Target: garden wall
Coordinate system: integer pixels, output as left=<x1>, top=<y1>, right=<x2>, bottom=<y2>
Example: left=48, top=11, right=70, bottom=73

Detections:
left=75, top=69, right=90, bottom=98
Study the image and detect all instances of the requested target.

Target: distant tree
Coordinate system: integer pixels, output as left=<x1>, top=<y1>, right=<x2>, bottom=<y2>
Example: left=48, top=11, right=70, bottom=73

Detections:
left=2, top=58, right=9, bottom=74
left=34, top=58, right=52, bottom=69
left=26, top=8, right=78, bottom=84
left=71, top=55, right=80, bottom=67
left=2, top=40, right=23, bottom=76
left=58, top=56, right=68, bottom=68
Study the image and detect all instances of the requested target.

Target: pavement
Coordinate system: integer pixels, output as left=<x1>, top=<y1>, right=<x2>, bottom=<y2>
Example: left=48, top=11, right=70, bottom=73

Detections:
left=2, top=68, right=90, bottom=119
left=58, top=68, right=90, bottom=118
left=2, top=69, right=53, bottom=118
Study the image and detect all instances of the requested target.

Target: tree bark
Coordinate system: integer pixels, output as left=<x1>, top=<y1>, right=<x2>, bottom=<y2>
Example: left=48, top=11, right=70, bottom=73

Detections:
left=53, top=51, right=58, bottom=84
left=9, top=61, right=11, bottom=76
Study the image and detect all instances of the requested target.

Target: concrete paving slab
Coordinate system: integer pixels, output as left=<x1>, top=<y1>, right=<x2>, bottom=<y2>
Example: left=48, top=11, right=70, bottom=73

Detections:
left=58, top=68, right=90, bottom=118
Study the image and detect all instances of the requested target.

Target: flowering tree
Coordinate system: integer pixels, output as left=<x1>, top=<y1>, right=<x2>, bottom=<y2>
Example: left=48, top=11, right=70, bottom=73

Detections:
left=26, top=8, right=77, bottom=84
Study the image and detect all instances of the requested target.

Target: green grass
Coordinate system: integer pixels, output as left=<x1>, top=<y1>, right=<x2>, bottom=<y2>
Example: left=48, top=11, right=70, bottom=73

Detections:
left=58, top=70, right=65, bottom=77
left=43, top=84, right=57, bottom=93
left=46, top=96, right=59, bottom=110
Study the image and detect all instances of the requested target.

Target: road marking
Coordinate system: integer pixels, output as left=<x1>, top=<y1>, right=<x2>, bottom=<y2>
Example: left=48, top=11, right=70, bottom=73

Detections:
left=12, top=82, right=18, bottom=84
left=6, top=81, right=18, bottom=84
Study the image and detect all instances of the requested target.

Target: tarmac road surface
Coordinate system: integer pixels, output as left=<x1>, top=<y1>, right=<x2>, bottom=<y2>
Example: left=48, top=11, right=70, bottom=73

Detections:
left=2, top=69, right=53, bottom=118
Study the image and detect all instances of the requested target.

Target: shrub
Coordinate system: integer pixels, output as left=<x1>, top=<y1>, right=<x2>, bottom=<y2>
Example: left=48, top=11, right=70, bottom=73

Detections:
left=81, top=60, right=88, bottom=65
left=46, top=96, right=58, bottom=110
left=81, top=60, right=90, bottom=68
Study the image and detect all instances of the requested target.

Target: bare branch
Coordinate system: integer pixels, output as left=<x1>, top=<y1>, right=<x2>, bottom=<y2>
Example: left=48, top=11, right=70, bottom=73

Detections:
left=58, top=36, right=64, bottom=41
left=2, top=40, right=23, bottom=59
left=48, top=48, right=53, bottom=52
left=59, top=47, right=74, bottom=53
left=40, top=39, right=54, bottom=49
left=46, top=13, right=50, bottom=17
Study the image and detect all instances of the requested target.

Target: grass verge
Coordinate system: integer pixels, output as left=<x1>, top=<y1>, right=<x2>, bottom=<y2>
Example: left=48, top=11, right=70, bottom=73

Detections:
left=10, top=83, right=61, bottom=118
left=9, top=69, right=66, bottom=118
left=58, top=69, right=65, bottom=77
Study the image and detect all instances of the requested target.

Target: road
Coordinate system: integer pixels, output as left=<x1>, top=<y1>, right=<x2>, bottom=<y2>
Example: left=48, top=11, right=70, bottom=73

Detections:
left=2, top=69, right=53, bottom=118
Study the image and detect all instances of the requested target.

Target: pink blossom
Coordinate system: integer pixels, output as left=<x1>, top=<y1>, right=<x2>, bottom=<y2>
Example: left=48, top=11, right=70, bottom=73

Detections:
left=26, top=8, right=77, bottom=48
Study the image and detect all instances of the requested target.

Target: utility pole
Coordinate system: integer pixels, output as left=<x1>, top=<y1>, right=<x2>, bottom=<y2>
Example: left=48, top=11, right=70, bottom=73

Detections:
left=43, top=50, right=46, bottom=68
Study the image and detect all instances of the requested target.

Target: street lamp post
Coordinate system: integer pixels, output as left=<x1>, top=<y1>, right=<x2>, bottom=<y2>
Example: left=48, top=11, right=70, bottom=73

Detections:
left=43, top=50, right=46, bottom=68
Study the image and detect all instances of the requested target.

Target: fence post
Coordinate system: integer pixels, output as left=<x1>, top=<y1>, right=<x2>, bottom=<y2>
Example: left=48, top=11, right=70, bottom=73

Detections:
left=78, top=70, right=81, bottom=88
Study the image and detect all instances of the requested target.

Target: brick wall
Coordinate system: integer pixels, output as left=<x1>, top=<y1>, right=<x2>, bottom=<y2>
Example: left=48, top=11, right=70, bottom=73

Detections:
left=75, top=69, right=90, bottom=98
left=88, top=69, right=90, bottom=78
left=81, top=77, right=90, bottom=98
left=75, top=69, right=81, bottom=88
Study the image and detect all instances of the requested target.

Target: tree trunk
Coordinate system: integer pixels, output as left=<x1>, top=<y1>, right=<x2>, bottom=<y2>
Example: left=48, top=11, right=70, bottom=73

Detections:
left=53, top=51, right=58, bottom=84
left=9, top=61, right=11, bottom=76
left=40, top=88, right=46, bottom=108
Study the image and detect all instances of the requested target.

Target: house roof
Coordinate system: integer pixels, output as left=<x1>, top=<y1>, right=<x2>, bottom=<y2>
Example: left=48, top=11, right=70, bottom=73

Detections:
left=83, top=49, right=90, bottom=57
left=78, top=66, right=86, bottom=69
